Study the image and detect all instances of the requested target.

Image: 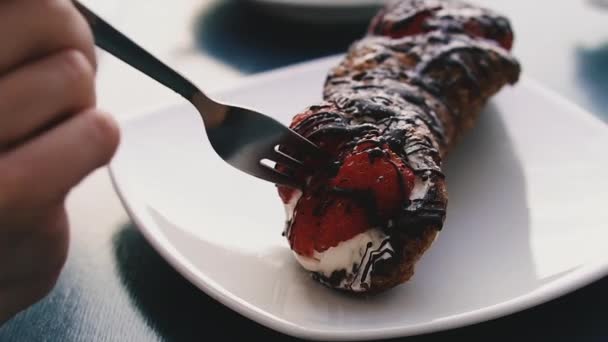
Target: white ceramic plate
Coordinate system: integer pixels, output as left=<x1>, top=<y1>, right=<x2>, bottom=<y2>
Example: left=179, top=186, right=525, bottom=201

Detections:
left=109, top=55, right=608, bottom=341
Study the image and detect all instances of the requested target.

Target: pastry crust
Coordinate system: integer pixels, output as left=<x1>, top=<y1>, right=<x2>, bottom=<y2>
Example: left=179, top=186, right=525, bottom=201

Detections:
left=278, top=0, right=521, bottom=293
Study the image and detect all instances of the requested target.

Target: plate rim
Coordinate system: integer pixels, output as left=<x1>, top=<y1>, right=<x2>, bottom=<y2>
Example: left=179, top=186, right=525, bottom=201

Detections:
left=108, top=55, right=608, bottom=341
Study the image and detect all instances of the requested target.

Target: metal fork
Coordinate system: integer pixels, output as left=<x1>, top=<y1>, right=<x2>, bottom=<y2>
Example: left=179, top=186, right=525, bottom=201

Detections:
left=74, top=1, right=324, bottom=189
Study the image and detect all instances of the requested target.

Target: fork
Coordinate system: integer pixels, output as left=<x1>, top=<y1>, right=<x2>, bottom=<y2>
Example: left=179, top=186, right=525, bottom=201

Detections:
left=74, top=1, right=324, bottom=189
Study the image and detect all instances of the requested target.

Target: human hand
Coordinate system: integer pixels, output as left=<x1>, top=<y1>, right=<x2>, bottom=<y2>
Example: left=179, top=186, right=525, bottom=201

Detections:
left=0, top=0, right=119, bottom=323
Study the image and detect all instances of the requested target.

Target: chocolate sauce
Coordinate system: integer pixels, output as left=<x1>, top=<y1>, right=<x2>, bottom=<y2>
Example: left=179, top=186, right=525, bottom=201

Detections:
left=330, top=187, right=382, bottom=226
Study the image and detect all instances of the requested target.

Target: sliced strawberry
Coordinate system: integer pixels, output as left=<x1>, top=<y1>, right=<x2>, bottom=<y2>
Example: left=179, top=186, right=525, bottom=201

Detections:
left=313, top=134, right=348, bottom=157
left=385, top=10, right=434, bottom=39
left=329, top=143, right=415, bottom=217
left=499, top=31, right=514, bottom=51
left=463, top=19, right=513, bottom=50
left=316, top=198, right=369, bottom=252
left=289, top=194, right=369, bottom=256
left=370, top=8, right=436, bottom=39
left=278, top=186, right=296, bottom=204
left=291, top=110, right=317, bottom=128
left=289, top=194, right=321, bottom=256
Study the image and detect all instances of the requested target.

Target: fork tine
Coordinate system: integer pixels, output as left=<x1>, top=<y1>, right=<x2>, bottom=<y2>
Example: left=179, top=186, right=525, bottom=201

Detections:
left=272, top=148, right=304, bottom=170
left=257, top=162, right=302, bottom=189
left=281, top=129, right=329, bottom=160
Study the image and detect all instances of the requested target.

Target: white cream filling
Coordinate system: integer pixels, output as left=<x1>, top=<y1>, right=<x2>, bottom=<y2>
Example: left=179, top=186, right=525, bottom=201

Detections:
left=293, top=229, right=393, bottom=292
left=293, top=228, right=385, bottom=274
left=409, top=175, right=440, bottom=242
left=284, top=190, right=302, bottom=222
left=409, top=175, right=433, bottom=200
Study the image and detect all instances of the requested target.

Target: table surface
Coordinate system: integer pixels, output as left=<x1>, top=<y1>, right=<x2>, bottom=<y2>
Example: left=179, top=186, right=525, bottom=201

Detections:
left=1, top=0, right=607, bottom=341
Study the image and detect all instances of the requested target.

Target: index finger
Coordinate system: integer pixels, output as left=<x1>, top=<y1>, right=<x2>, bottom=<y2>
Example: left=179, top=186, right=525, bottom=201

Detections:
left=0, top=0, right=96, bottom=75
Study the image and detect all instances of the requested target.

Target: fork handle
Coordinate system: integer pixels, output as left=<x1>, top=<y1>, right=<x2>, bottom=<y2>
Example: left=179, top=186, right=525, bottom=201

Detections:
left=73, top=1, right=199, bottom=100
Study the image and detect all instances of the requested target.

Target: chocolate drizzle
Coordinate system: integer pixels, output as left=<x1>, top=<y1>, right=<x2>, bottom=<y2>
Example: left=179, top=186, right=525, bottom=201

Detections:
left=313, top=234, right=395, bottom=292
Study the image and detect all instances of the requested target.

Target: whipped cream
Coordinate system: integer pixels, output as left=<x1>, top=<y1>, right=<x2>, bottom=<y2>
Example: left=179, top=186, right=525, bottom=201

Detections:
left=284, top=190, right=302, bottom=223
left=409, top=175, right=433, bottom=200
left=293, top=229, right=394, bottom=291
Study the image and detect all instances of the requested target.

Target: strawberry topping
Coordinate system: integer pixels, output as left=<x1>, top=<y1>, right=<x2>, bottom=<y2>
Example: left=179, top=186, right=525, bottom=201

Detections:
left=281, top=138, right=416, bottom=257
left=329, top=142, right=414, bottom=217
left=463, top=19, right=513, bottom=50
left=289, top=194, right=370, bottom=256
